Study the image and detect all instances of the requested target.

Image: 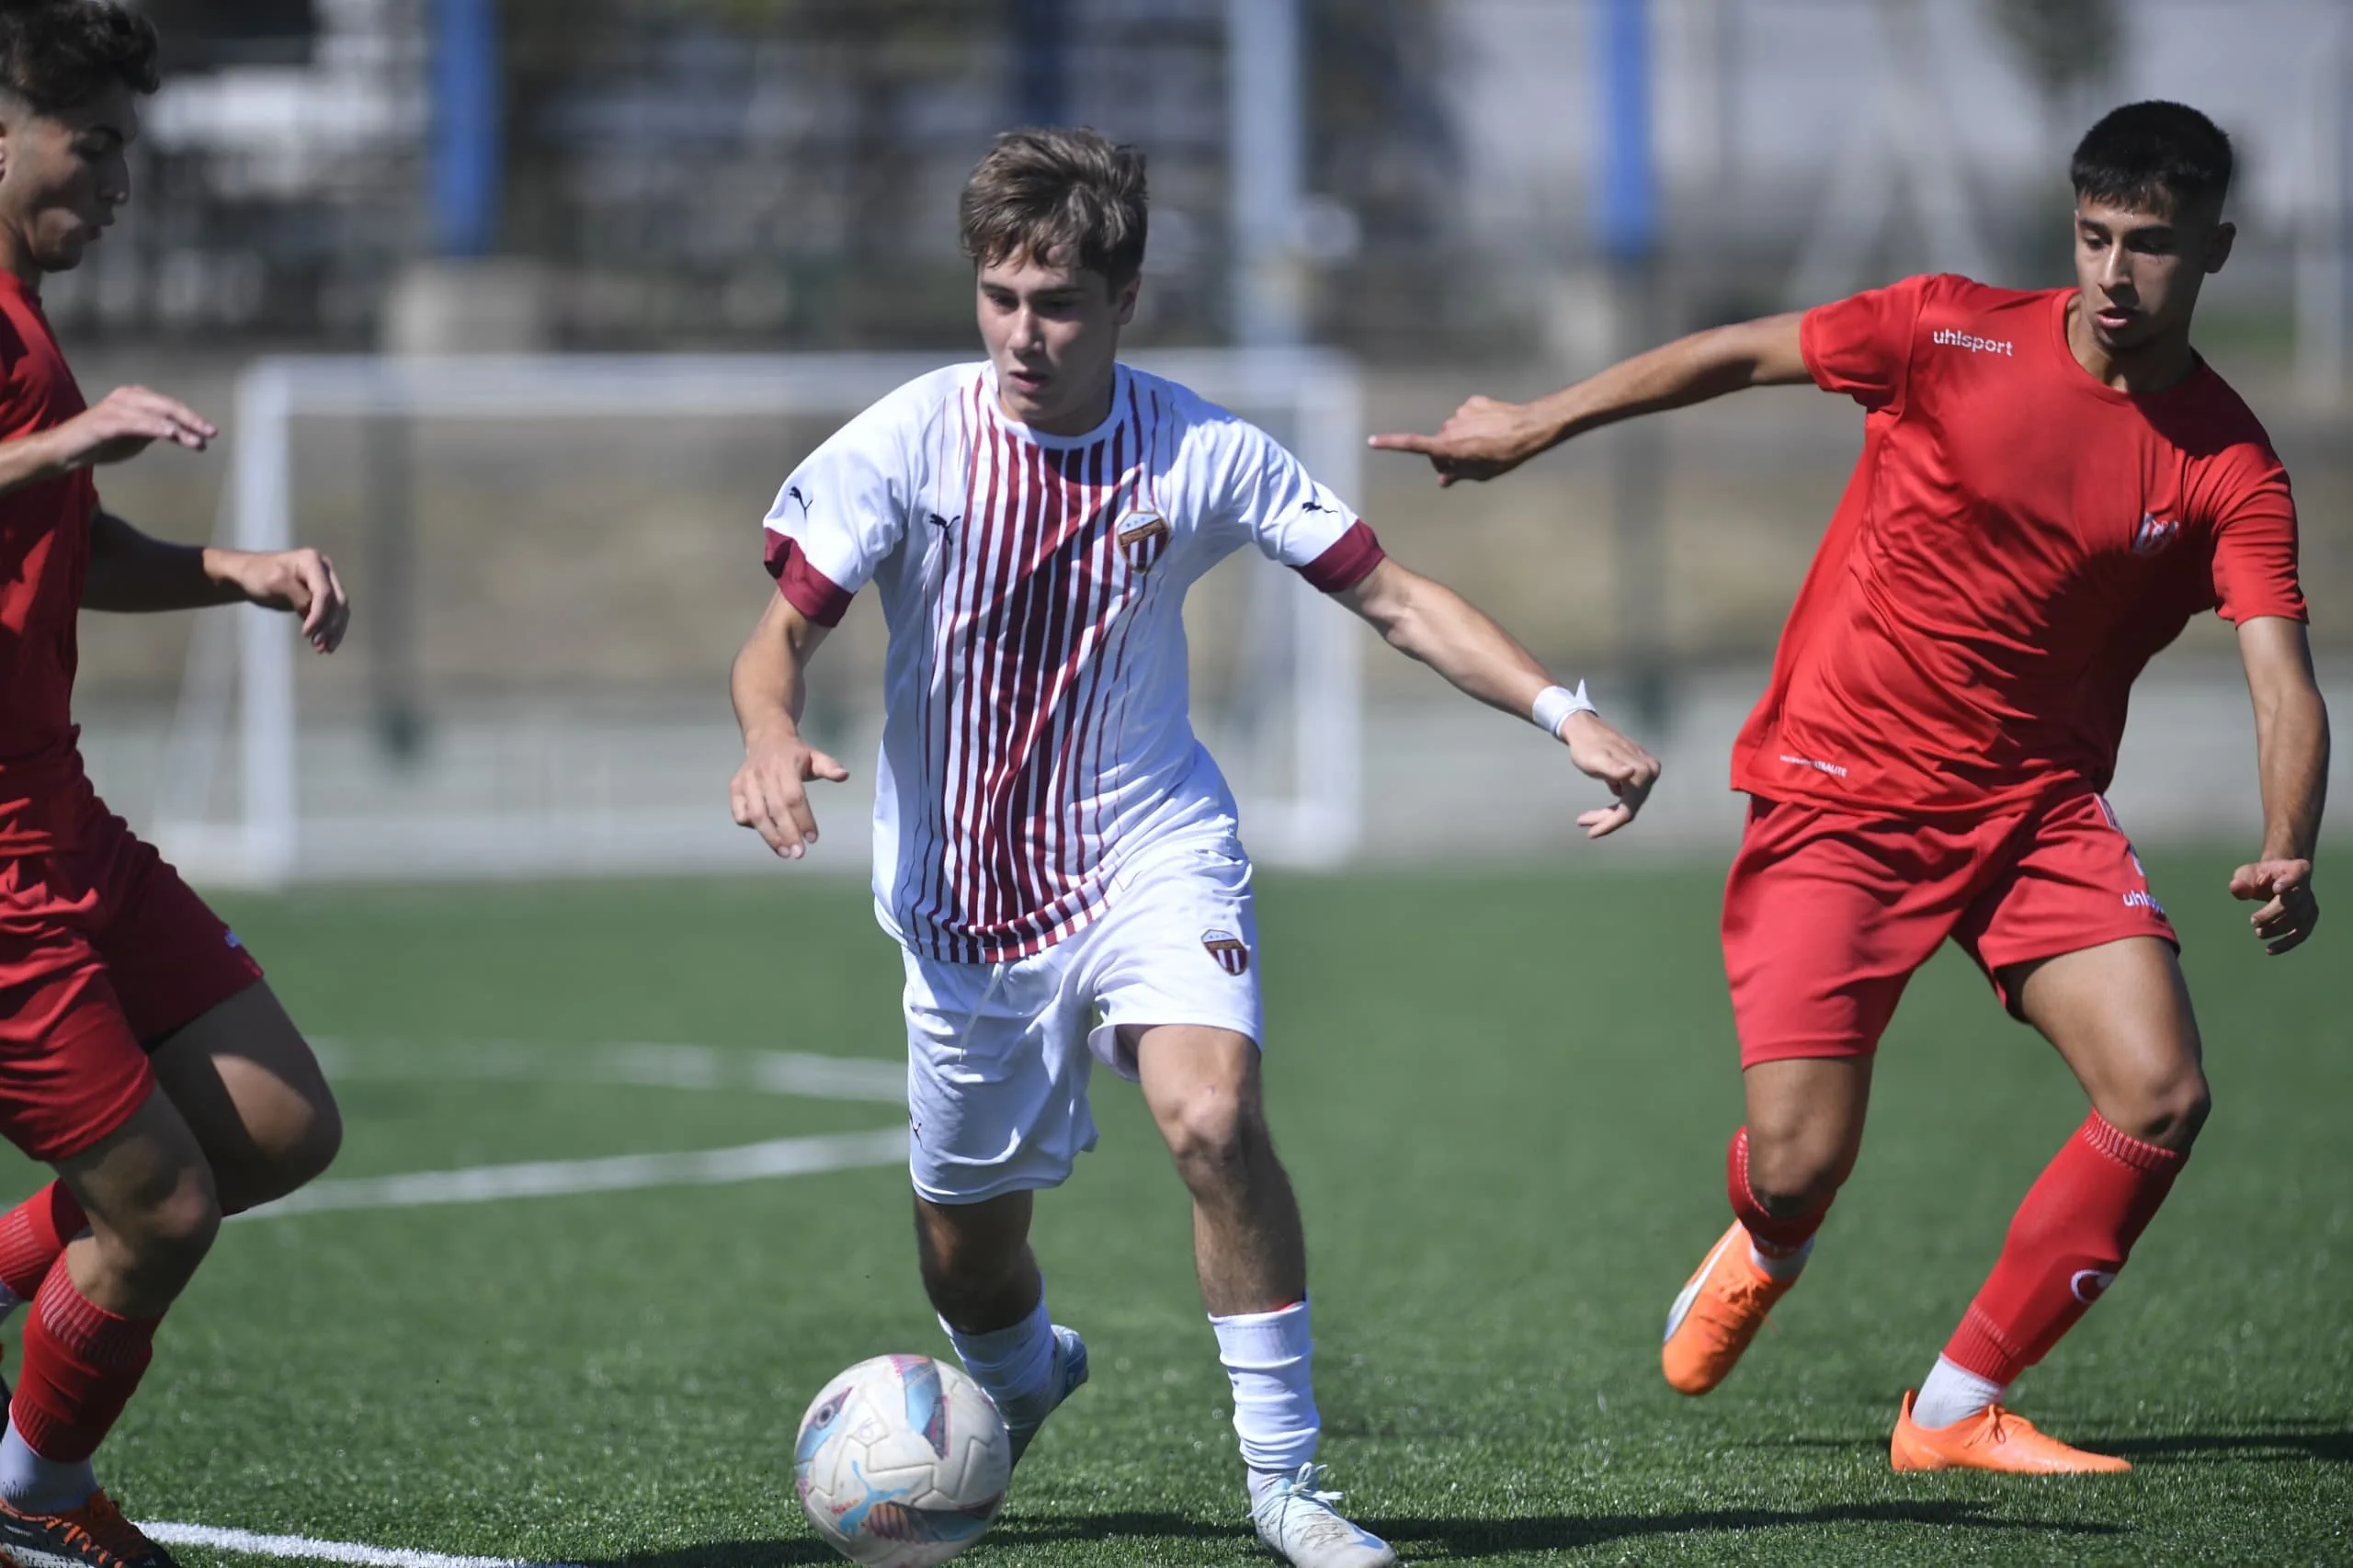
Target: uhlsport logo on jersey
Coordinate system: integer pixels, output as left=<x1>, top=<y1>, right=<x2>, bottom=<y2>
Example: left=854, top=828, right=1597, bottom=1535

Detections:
left=2070, top=1267, right=2118, bottom=1304
left=1201, top=929, right=1250, bottom=975
left=1117, top=508, right=1170, bottom=574
left=2131, top=511, right=2181, bottom=556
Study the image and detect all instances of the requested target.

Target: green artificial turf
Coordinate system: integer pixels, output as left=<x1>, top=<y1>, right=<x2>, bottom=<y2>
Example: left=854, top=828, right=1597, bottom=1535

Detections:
left=1, top=856, right=2345, bottom=1565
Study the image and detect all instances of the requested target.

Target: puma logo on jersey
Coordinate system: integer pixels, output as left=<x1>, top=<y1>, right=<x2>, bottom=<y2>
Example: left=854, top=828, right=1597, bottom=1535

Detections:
left=1301, top=497, right=1335, bottom=515
left=1118, top=509, right=1170, bottom=574
left=2071, top=1268, right=2117, bottom=1303
left=1201, top=929, right=1250, bottom=975
left=926, top=512, right=958, bottom=532
left=2131, top=512, right=2180, bottom=556
left=785, top=484, right=813, bottom=517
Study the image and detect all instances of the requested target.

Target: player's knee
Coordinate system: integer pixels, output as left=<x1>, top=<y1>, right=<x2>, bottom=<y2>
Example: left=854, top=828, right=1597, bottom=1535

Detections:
left=2105, top=1063, right=2211, bottom=1151
left=108, top=1179, right=222, bottom=1292
left=275, top=1089, right=343, bottom=1194
left=1157, top=1084, right=1258, bottom=1196
left=1743, top=1125, right=1853, bottom=1213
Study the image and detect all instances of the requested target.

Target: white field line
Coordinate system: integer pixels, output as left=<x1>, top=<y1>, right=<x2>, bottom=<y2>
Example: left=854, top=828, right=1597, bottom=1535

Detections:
left=141, top=1520, right=580, bottom=1567
left=309, top=1038, right=905, bottom=1103
left=233, top=1126, right=908, bottom=1221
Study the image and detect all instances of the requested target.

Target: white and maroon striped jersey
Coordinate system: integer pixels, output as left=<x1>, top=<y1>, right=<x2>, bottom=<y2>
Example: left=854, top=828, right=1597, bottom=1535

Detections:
left=762, top=362, right=1383, bottom=964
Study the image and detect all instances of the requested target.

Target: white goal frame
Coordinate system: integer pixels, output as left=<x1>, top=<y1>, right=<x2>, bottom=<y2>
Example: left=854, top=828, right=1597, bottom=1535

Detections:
left=153, top=350, right=1366, bottom=887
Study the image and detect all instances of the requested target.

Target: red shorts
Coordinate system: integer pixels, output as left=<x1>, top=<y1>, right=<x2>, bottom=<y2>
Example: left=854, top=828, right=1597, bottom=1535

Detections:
left=1722, top=790, right=2177, bottom=1068
left=0, top=799, right=264, bottom=1162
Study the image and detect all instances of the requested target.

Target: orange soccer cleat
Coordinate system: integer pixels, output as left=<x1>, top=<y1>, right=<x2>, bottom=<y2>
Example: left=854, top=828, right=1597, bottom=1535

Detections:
left=1890, top=1391, right=2131, bottom=1473
left=1661, top=1221, right=1799, bottom=1395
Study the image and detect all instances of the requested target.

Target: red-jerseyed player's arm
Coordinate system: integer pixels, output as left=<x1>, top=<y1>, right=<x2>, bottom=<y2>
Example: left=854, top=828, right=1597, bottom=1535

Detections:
left=1337, top=556, right=1661, bottom=838
left=2231, top=615, right=2329, bottom=955
left=730, top=590, right=848, bottom=861
left=0, top=386, right=215, bottom=495
left=83, top=508, right=350, bottom=653
left=1368, top=312, right=1811, bottom=487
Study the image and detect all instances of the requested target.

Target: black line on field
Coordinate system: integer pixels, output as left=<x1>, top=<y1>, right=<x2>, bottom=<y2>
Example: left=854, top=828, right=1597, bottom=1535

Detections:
left=579, top=1545, right=839, bottom=1567
left=2102, top=1424, right=2353, bottom=1465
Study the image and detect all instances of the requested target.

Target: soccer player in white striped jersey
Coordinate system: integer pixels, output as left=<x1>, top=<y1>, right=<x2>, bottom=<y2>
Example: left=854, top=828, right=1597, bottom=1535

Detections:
left=731, top=128, right=1660, bottom=1568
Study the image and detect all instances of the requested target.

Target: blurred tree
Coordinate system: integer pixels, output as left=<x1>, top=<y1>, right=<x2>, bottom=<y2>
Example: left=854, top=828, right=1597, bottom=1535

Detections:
left=1984, top=0, right=2125, bottom=151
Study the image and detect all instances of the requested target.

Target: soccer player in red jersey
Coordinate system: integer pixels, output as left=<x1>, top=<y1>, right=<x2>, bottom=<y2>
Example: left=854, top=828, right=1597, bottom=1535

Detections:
left=1373, top=101, right=2327, bottom=1472
left=0, top=6, right=350, bottom=1562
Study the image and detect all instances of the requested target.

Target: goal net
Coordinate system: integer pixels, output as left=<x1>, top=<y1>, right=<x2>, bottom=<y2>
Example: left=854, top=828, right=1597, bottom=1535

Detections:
left=142, top=350, right=1366, bottom=887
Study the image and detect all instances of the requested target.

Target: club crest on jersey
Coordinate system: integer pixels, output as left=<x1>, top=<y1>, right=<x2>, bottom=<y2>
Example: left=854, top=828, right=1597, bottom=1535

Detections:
left=2131, top=512, right=2180, bottom=556
left=1118, top=509, right=1170, bottom=574
left=1201, top=929, right=1250, bottom=975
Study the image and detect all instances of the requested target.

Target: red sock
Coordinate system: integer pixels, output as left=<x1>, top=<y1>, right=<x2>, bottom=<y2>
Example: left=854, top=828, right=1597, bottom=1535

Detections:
left=1942, top=1112, right=2187, bottom=1386
left=8, top=1267, right=160, bottom=1464
left=1726, top=1126, right=1835, bottom=1257
left=0, top=1184, right=85, bottom=1303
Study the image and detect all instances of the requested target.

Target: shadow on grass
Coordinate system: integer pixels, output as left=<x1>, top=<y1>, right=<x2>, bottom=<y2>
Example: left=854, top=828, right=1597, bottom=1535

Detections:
left=585, top=1513, right=1235, bottom=1565
left=1365, top=1499, right=2128, bottom=1557
left=2105, top=1422, right=2353, bottom=1465
left=585, top=1500, right=2130, bottom=1564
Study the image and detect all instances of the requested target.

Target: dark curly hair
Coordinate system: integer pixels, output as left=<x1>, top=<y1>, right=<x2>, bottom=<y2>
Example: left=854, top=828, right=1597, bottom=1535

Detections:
left=0, top=0, right=158, bottom=114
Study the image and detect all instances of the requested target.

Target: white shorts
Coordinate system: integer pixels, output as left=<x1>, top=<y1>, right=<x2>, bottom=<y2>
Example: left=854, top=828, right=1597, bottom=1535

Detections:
left=903, top=829, right=1263, bottom=1205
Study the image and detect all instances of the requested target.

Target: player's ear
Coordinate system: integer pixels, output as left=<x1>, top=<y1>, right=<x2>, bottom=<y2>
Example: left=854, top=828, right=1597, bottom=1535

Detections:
left=1113, top=272, right=1141, bottom=327
left=2203, top=220, right=2236, bottom=276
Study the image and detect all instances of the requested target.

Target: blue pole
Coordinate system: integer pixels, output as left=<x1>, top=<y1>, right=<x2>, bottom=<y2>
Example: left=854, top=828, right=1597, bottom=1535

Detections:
left=431, top=0, right=500, bottom=257
left=1596, top=0, right=1656, bottom=262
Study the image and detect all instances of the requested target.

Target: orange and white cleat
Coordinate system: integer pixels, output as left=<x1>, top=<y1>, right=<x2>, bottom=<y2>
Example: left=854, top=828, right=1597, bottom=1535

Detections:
left=1890, top=1391, right=2131, bottom=1473
left=1661, top=1221, right=1799, bottom=1395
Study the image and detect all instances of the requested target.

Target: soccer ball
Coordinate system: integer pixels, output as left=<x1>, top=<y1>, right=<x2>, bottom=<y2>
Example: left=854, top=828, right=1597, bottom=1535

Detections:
left=793, top=1354, right=1012, bottom=1567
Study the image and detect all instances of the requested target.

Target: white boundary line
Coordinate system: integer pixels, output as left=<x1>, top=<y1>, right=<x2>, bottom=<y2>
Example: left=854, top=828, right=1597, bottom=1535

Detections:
left=142, top=1521, right=579, bottom=1566
left=234, top=1127, right=909, bottom=1221
left=310, top=1038, right=905, bottom=1104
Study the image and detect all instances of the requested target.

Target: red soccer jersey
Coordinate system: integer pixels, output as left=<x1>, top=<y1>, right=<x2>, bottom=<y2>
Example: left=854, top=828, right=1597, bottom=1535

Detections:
left=1732, top=273, right=2305, bottom=816
left=0, top=270, right=98, bottom=853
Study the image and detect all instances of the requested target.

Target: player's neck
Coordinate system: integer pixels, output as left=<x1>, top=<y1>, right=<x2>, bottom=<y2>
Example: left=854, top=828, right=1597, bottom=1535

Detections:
left=998, top=373, right=1118, bottom=438
left=2063, top=293, right=2197, bottom=395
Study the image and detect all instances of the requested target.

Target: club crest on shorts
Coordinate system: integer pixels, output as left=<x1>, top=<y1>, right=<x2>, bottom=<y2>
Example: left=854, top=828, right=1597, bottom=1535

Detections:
left=1118, top=508, right=1170, bottom=574
left=1201, top=928, right=1250, bottom=975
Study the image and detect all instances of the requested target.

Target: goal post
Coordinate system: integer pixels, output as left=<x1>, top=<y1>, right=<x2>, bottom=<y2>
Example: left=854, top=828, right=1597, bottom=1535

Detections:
left=152, top=350, right=1366, bottom=887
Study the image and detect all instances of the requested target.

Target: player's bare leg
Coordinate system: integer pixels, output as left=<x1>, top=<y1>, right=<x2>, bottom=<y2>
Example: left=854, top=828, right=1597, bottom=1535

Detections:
left=915, top=1190, right=1086, bottom=1465
left=1663, top=1057, right=1870, bottom=1394
left=0, top=1090, right=220, bottom=1564
left=1133, top=1024, right=1392, bottom=1568
left=149, top=983, right=343, bottom=1216
left=1896, top=937, right=2200, bottom=1471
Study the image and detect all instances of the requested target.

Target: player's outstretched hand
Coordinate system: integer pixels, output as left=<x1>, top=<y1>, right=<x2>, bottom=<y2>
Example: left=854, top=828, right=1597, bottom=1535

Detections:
left=2229, top=858, right=2318, bottom=955
left=1368, top=395, right=1553, bottom=487
left=51, top=385, right=216, bottom=470
left=1559, top=710, right=1661, bottom=838
left=732, top=733, right=850, bottom=861
left=224, top=548, right=349, bottom=653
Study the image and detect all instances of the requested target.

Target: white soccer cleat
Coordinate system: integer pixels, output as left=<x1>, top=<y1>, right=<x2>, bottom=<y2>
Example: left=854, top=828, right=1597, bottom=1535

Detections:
left=1002, top=1324, right=1089, bottom=1466
left=1252, top=1463, right=1398, bottom=1567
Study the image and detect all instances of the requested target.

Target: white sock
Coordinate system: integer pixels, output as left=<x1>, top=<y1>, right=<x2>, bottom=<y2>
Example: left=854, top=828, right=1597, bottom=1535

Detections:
left=1211, top=1299, right=1318, bottom=1506
left=0, top=1418, right=95, bottom=1514
left=1912, top=1355, right=2008, bottom=1429
left=1746, top=1231, right=1813, bottom=1282
left=942, top=1295, right=1058, bottom=1425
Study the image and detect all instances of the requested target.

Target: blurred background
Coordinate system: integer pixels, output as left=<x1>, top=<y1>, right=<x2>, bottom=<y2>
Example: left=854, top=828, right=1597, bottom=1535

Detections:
left=63, top=0, right=2353, bottom=879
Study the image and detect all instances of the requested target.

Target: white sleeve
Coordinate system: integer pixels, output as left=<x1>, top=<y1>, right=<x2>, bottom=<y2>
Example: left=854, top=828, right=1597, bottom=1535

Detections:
left=1216, top=419, right=1386, bottom=593
left=761, top=402, right=914, bottom=626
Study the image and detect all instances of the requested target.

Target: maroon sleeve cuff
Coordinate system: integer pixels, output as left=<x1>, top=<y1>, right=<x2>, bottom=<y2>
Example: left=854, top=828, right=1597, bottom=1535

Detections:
left=764, top=531, right=854, bottom=628
left=1295, top=520, right=1385, bottom=595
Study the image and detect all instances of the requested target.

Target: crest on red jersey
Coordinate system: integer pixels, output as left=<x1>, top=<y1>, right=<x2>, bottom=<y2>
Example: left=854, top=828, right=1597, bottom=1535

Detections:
left=1118, top=509, right=1170, bottom=574
left=1201, top=929, right=1250, bottom=975
left=2131, top=511, right=2180, bottom=556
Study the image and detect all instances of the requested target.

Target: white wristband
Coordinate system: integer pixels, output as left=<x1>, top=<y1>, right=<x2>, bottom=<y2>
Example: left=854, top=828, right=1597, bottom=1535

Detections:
left=1531, top=681, right=1596, bottom=739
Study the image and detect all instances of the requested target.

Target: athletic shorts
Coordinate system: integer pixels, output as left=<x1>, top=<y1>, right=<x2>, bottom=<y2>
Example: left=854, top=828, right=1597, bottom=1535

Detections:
left=1722, top=790, right=2177, bottom=1068
left=901, top=827, right=1262, bottom=1205
left=0, top=799, right=265, bottom=1162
